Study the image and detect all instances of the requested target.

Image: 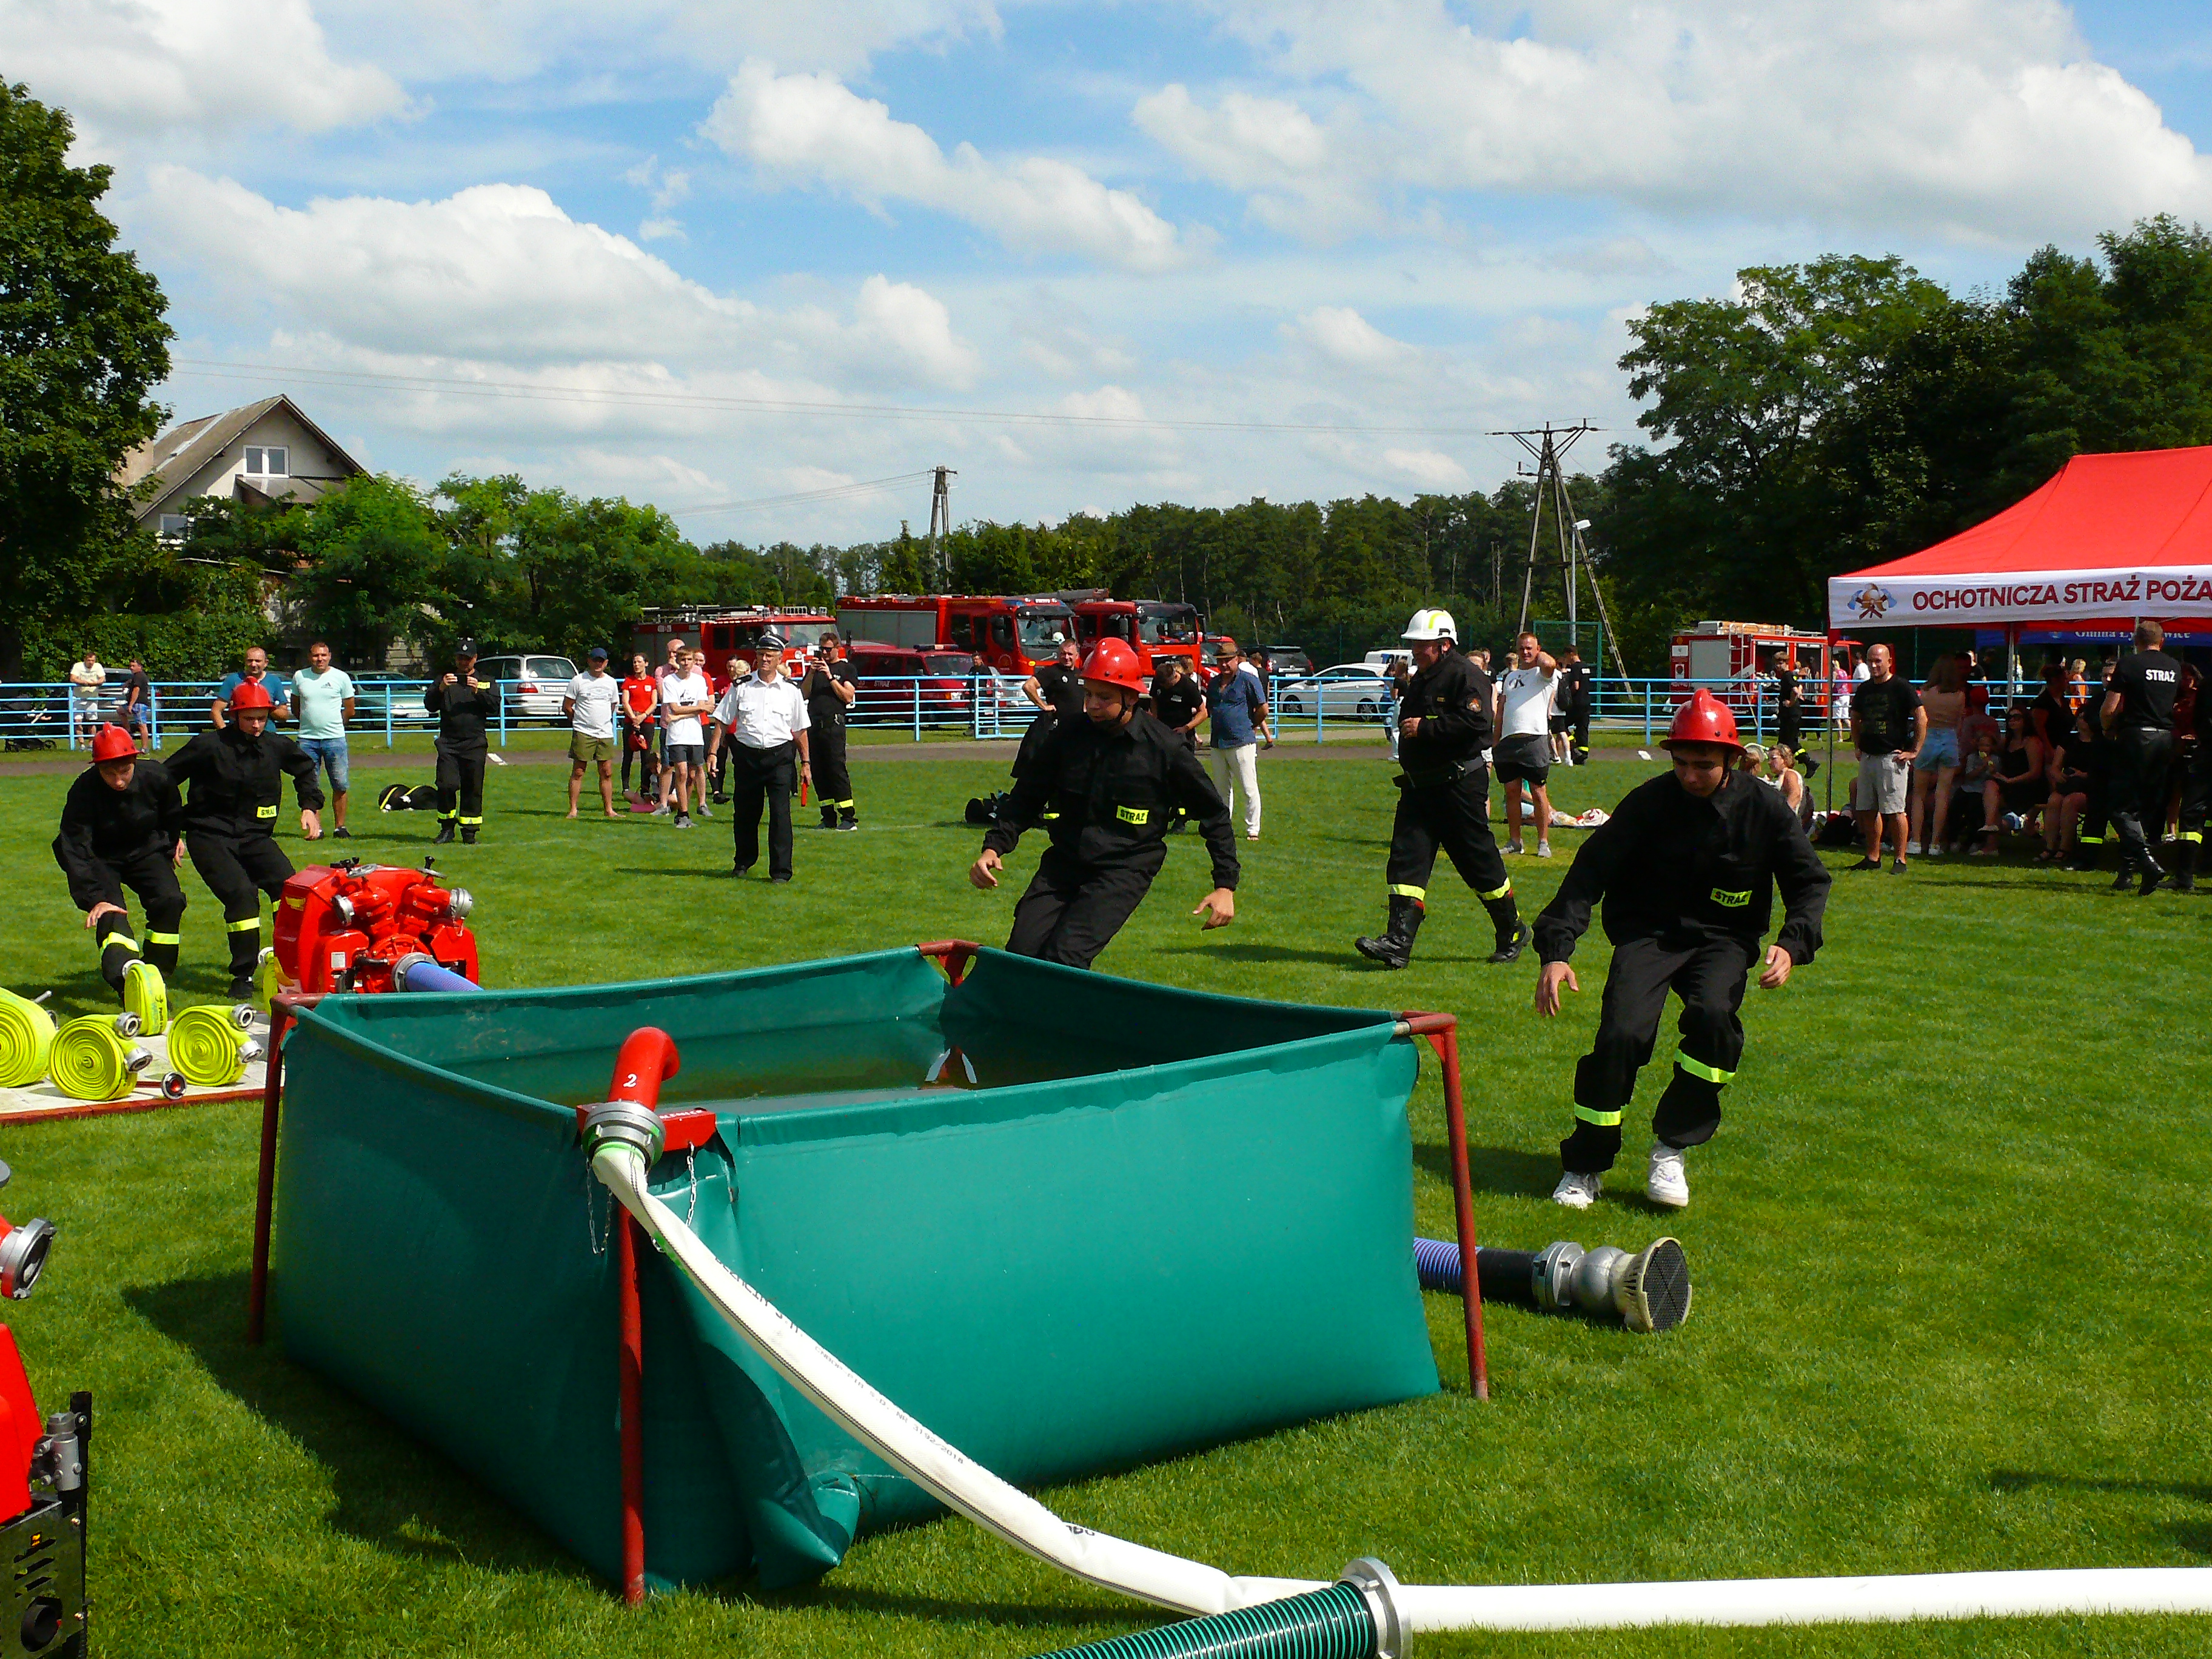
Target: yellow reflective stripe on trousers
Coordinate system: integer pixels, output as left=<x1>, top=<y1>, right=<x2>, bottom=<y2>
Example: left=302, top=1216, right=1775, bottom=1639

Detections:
left=1574, top=1105, right=1623, bottom=1126
left=2186, top=831, right=2205, bottom=843
left=226, top=916, right=263, bottom=933
left=146, top=931, right=181, bottom=945
left=1387, top=883, right=1426, bottom=900
left=1678, top=1054, right=1735, bottom=1084
left=101, top=933, right=140, bottom=955
left=1478, top=880, right=1512, bottom=900
left=459, top=815, right=484, bottom=825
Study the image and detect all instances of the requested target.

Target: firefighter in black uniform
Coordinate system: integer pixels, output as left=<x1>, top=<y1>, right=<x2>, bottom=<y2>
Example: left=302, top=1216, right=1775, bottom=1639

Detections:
left=426, top=638, right=499, bottom=844
left=970, top=640, right=1237, bottom=969
left=52, top=725, right=188, bottom=1010
left=1534, top=690, right=1830, bottom=1212
left=803, top=634, right=860, bottom=830
left=1014, top=634, right=1087, bottom=780
left=166, top=679, right=324, bottom=997
left=2101, top=618, right=2184, bottom=894
left=1353, top=608, right=1526, bottom=969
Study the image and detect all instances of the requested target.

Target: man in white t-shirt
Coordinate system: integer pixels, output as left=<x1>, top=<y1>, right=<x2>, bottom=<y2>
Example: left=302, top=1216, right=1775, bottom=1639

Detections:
left=649, top=635, right=689, bottom=813
left=290, top=641, right=358, bottom=837
left=706, top=632, right=811, bottom=881
left=658, top=647, right=714, bottom=829
left=69, top=649, right=107, bottom=743
left=563, top=646, right=623, bottom=820
left=1493, top=631, right=1560, bottom=857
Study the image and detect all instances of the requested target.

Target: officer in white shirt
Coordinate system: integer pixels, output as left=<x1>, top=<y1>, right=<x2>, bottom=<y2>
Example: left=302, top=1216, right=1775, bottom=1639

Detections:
left=706, top=632, right=812, bottom=882
left=1494, top=631, right=1560, bottom=857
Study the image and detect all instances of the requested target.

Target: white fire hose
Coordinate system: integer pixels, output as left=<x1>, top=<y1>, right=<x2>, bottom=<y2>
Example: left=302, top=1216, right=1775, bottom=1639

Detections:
left=584, top=1105, right=2212, bottom=1637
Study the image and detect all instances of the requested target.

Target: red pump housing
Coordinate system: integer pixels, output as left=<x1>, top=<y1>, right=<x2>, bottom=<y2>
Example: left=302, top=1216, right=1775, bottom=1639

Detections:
left=271, top=859, right=480, bottom=994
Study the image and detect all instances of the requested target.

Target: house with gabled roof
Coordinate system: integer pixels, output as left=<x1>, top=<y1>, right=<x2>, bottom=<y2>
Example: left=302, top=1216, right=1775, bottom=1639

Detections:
left=117, top=394, right=366, bottom=535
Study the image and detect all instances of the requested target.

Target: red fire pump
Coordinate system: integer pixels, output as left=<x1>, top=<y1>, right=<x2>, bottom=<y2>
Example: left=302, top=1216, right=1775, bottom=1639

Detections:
left=0, top=1159, right=89, bottom=1658
left=270, top=858, right=479, bottom=995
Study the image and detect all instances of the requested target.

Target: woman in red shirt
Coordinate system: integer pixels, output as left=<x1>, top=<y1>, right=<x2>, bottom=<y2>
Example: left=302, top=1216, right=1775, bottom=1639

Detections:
left=620, top=653, right=659, bottom=805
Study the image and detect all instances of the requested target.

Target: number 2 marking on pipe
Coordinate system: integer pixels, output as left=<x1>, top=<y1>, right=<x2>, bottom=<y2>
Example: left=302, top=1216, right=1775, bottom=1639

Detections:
left=623, top=1072, right=638, bottom=1089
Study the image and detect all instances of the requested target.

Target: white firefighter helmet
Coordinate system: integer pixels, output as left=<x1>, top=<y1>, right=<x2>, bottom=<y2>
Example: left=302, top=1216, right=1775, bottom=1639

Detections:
left=1402, top=608, right=1457, bottom=642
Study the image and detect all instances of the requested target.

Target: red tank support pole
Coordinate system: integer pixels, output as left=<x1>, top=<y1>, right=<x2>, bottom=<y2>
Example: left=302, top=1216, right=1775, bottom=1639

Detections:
left=248, top=991, right=323, bottom=1344
left=1400, top=1011, right=1489, bottom=1401
left=914, top=939, right=980, bottom=986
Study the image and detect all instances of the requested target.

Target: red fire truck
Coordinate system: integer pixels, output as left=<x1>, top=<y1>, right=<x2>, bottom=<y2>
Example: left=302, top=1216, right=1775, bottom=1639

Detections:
left=1669, top=620, right=1831, bottom=716
left=630, top=608, right=836, bottom=676
left=1070, top=598, right=1202, bottom=677
left=835, top=594, right=1076, bottom=678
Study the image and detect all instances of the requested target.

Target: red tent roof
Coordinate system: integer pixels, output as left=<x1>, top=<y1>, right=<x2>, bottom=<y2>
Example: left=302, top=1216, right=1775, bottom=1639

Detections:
left=1829, top=446, right=2212, bottom=629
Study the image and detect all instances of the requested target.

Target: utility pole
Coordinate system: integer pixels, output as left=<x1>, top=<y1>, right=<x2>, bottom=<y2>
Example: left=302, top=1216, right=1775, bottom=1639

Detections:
left=927, top=466, right=956, bottom=588
left=1490, top=422, right=1627, bottom=680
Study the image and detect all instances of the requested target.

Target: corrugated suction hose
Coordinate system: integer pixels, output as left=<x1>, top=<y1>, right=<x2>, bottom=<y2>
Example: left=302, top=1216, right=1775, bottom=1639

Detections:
left=1031, top=1581, right=1379, bottom=1659
left=0, top=991, right=56, bottom=1088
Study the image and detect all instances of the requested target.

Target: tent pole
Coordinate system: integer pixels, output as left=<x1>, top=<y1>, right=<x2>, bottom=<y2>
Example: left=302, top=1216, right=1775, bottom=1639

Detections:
left=1825, top=630, right=1838, bottom=815
left=2005, top=623, right=2020, bottom=710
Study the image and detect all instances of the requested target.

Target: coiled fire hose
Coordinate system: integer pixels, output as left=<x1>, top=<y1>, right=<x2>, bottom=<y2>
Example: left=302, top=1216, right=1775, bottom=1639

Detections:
left=0, top=991, right=57, bottom=1088
left=166, top=1005, right=263, bottom=1089
left=49, top=1015, right=153, bottom=1101
left=577, top=1025, right=2212, bottom=1648
left=123, top=960, right=170, bottom=1036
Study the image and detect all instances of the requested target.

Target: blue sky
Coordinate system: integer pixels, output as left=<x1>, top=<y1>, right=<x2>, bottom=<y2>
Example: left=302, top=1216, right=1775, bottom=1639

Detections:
left=7, top=0, right=2212, bottom=545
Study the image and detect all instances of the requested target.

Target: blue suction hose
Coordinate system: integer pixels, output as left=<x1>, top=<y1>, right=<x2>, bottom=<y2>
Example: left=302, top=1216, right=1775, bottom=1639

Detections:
left=398, top=959, right=478, bottom=994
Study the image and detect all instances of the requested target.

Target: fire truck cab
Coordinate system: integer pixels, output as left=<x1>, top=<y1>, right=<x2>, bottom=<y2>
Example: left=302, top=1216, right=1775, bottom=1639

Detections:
left=631, top=608, right=836, bottom=677
left=836, top=595, right=1076, bottom=678
left=1071, top=598, right=1202, bottom=677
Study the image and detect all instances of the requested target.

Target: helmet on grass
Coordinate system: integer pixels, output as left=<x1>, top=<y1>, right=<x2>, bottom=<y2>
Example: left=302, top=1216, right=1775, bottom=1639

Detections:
left=1663, top=689, right=1743, bottom=754
left=1402, top=609, right=1456, bottom=642
left=1081, top=639, right=1147, bottom=695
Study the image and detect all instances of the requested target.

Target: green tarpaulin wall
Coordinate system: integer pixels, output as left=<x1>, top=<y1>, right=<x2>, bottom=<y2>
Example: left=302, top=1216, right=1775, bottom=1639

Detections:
left=272, top=947, right=1440, bottom=1590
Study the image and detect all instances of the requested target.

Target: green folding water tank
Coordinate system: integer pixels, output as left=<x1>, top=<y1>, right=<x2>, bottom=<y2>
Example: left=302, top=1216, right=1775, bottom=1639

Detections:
left=270, top=946, right=1441, bottom=1590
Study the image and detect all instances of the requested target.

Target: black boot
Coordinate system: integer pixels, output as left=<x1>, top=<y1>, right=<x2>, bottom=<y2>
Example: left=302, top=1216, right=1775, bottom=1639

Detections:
left=2171, top=841, right=2197, bottom=892
left=432, top=819, right=456, bottom=845
left=461, top=825, right=478, bottom=845
left=819, top=808, right=839, bottom=830
left=1353, top=895, right=1424, bottom=969
left=1481, top=891, right=1527, bottom=964
left=2139, top=852, right=2166, bottom=896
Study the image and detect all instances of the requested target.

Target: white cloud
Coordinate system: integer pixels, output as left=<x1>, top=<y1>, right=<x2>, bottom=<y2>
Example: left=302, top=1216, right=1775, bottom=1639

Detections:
left=1134, top=82, right=1375, bottom=237
left=131, top=169, right=980, bottom=389
left=1283, top=306, right=1420, bottom=374
left=1150, top=0, right=2212, bottom=241
left=0, top=0, right=409, bottom=139
left=1380, top=446, right=1469, bottom=488
left=705, top=59, right=1192, bottom=270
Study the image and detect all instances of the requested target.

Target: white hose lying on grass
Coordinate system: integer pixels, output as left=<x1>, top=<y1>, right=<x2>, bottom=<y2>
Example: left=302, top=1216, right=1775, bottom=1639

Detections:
left=591, top=1138, right=2212, bottom=1632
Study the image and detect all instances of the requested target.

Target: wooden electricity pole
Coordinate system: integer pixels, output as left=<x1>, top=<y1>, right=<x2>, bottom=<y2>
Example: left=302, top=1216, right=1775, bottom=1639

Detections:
left=1492, top=423, right=1627, bottom=680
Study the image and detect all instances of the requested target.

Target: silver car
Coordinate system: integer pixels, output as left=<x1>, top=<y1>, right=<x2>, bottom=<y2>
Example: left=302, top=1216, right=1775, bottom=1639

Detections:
left=474, top=654, right=578, bottom=724
left=1272, top=662, right=1396, bottom=722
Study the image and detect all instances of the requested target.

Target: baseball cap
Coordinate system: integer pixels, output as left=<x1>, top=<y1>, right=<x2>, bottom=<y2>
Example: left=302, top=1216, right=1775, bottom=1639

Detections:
left=455, top=638, right=479, bottom=657
left=588, top=646, right=609, bottom=661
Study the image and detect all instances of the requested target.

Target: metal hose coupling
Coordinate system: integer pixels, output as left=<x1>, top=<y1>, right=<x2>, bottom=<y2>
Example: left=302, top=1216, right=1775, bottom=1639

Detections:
left=581, top=1099, right=666, bottom=1167
left=1415, top=1236, right=1692, bottom=1333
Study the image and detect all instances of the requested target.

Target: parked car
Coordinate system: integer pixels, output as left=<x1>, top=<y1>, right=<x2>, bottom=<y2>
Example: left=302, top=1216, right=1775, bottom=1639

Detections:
left=350, top=677, right=430, bottom=727
left=846, top=642, right=975, bottom=724
left=1272, top=662, right=1396, bottom=723
left=1261, top=645, right=1313, bottom=678
left=474, top=654, right=579, bottom=724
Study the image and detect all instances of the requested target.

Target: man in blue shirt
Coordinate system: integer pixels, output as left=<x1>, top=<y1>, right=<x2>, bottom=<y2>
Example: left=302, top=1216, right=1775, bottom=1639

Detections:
left=1203, top=640, right=1270, bottom=841
left=291, top=642, right=358, bottom=839
left=213, top=646, right=289, bottom=730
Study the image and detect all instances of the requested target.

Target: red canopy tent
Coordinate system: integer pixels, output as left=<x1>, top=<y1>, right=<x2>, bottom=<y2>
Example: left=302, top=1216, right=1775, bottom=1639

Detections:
left=1828, top=446, right=2212, bottom=636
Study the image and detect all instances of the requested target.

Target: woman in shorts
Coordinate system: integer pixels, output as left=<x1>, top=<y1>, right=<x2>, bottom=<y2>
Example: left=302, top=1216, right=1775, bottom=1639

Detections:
left=1908, top=653, right=1966, bottom=855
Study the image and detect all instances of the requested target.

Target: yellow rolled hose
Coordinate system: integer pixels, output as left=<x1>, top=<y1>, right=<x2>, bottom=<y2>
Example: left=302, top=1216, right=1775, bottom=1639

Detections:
left=167, top=1005, right=262, bottom=1088
left=255, top=948, right=288, bottom=1016
left=0, top=990, right=56, bottom=1088
left=123, top=960, right=170, bottom=1036
left=50, top=1016, right=152, bottom=1102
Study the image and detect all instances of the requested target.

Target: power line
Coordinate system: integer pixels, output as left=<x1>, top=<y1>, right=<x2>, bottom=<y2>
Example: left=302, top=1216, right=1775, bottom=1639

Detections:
left=165, top=357, right=1492, bottom=438
left=675, top=470, right=938, bottom=518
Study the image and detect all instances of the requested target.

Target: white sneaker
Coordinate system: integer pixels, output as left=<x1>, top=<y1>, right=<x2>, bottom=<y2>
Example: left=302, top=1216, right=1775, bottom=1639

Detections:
left=1536, top=840, right=1553, bottom=858
left=1552, top=1170, right=1601, bottom=1209
left=1504, top=842, right=1524, bottom=857
left=1646, top=1143, right=1689, bottom=1208
left=1906, top=840, right=1924, bottom=856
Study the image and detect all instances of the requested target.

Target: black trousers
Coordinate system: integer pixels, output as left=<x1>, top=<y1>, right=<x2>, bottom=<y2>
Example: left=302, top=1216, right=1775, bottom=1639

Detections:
left=1572, top=708, right=1592, bottom=759
left=2109, top=728, right=2176, bottom=867
left=730, top=741, right=797, bottom=878
left=1384, top=769, right=1520, bottom=941
left=1560, top=934, right=1755, bottom=1174
left=621, top=722, right=659, bottom=794
left=1777, top=710, right=1802, bottom=752
left=1005, top=846, right=1159, bottom=971
left=813, top=721, right=855, bottom=824
left=187, top=830, right=295, bottom=977
left=436, top=741, right=487, bottom=826
left=71, top=848, right=187, bottom=994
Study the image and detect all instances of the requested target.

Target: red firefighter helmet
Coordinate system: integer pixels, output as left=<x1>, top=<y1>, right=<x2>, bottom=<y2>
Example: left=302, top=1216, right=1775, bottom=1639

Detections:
left=1081, top=638, right=1147, bottom=695
left=89, top=725, right=136, bottom=763
left=1664, top=688, right=1744, bottom=753
left=227, top=677, right=276, bottom=713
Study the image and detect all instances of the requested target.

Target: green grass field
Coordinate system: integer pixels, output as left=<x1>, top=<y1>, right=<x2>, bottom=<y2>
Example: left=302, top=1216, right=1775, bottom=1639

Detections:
left=1, top=744, right=2207, bottom=1657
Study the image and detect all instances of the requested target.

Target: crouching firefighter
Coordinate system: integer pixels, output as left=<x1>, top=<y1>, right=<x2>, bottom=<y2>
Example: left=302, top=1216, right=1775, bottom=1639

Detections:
left=426, top=638, right=498, bottom=844
left=1355, top=608, right=1525, bottom=968
left=166, top=679, right=324, bottom=997
left=968, top=639, right=1237, bottom=970
left=1534, top=691, right=1831, bottom=1212
left=52, top=724, right=187, bottom=1014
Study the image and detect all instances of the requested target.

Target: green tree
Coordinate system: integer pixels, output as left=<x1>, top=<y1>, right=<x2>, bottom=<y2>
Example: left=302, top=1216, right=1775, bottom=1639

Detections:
left=295, top=475, right=454, bottom=664
left=0, top=82, right=173, bottom=679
